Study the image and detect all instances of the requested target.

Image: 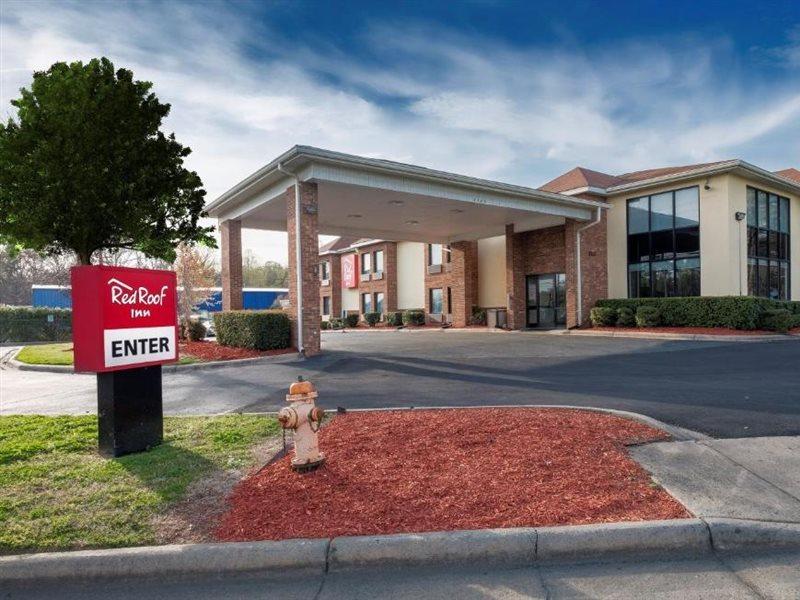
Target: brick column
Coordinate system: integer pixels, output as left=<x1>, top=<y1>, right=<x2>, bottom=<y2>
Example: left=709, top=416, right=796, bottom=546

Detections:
left=328, top=254, right=342, bottom=318
left=220, top=219, right=243, bottom=311
left=505, top=224, right=525, bottom=329
left=564, top=211, right=608, bottom=328
left=450, top=240, right=478, bottom=327
left=287, top=182, right=321, bottom=356
left=385, top=242, right=398, bottom=312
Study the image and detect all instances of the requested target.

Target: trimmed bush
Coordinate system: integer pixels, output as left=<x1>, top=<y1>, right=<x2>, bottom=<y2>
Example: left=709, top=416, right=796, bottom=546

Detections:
left=792, top=314, right=800, bottom=329
left=385, top=311, right=403, bottom=327
left=213, top=310, right=291, bottom=350
left=470, top=306, right=487, bottom=326
left=364, top=312, right=381, bottom=327
left=760, top=308, right=792, bottom=333
left=0, top=307, right=72, bottom=342
left=402, top=309, right=426, bottom=326
left=594, top=296, right=800, bottom=330
left=328, top=318, right=344, bottom=330
left=321, top=320, right=331, bottom=330
left=635, top=305, right=661, bottom=328
left=181, top=319, right=207, bottom=341
left=344, top=313, right=360, bottom=328
left=589, top=306, right=616, bottom=327
left=616, top=306, right=636, bottom=327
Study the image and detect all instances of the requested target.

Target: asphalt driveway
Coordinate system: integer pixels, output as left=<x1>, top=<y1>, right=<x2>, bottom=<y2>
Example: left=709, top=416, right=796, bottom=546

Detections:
left=2, top=330, right=800, bottom=439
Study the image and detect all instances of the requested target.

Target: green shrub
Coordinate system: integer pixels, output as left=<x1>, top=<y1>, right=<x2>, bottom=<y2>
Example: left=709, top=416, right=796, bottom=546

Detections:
left=364, top=312, right=381, bottom=327
left=0, top=307, right=72, bottom=342
left=635, top=305, right=661, bottom=328
left=760, top=308, right=792, bottom=333
left=402, top=309, right=426, bottom=326
left=385, top=311, right=403, bottom=327
left=594, top=296, right=784, bottom=330
left=328, top=318, right=343, bottom=330
left=792, top=314, right=800, bottom=329
left=589, top=306, right=616, bottom=327
left=181, top=319, right=207, bottom=341
left=470, top=306, right=487, bottom=326
left=616, top=306, right=636, bottom=327
left=213, top=310, right=291, bottom=350
left=344, top=313, right=360, bottom=328
left=321, top=320, right=331, bottom=330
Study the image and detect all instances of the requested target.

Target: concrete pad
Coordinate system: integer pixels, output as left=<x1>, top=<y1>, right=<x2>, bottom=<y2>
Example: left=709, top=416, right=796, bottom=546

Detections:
left=705, top=437, right=800, bottom=500
left=720, top=550, right=800, bottom=600
left=631, top=440, right=800, bottom=522
left=539, top=556, right=760, bottom=599
left=320, top=566, right=547, bottom=600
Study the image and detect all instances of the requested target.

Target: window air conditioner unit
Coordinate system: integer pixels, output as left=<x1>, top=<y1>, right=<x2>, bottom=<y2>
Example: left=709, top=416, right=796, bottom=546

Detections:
left=428, top=264, right=442, bottom=275
left=372, top=271, right=384, bottom=280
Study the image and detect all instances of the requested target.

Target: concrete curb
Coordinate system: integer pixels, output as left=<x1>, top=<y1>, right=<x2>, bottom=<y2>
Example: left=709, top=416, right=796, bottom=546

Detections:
left=566, top=329, right=799, bottom=342
left=4, top=518, right=800, bottom=583
left=10, top=352, right=302, bottom=375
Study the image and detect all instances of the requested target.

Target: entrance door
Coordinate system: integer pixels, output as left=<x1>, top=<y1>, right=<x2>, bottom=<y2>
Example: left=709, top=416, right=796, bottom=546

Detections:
left=526, top=273, right=566, bottom=328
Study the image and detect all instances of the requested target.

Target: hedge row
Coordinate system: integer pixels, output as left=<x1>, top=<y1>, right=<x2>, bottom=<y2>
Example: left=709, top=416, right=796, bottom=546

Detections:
left=594, top=296, right=800, bottom=330
left=213, top=310, right=291, bottom=350
left=0, top=307, right=72, bottom=342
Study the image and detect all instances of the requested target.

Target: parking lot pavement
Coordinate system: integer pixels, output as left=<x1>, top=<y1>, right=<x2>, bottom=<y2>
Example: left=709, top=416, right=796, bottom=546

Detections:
left=2, top=330, right=800, bottom=439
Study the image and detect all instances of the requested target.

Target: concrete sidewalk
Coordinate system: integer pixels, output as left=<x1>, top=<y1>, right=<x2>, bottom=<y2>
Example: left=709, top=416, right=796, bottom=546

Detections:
left=631, top=436, right=800, bottom=522
left=7, top=548, right=800, bottom=599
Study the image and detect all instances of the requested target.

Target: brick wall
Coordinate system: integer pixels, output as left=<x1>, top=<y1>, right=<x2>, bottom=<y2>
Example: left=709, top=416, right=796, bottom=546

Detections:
left=565, top=210, right=608, bottom=328
left=505, top=225, right=525, bottom=329
left=355, top=241, right=397, bottom=316
left=423, top=243, right=454, bottom=321
left=286, top=182, right=321, bottom=356
left=220, top=219, right=243, bottom=311
left=319, top=253, right=341, bottom=318
left=450, top=240, right=478, bottom=327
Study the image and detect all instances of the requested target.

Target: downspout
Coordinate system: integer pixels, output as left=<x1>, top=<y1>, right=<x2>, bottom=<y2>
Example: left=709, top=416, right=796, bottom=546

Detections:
left=575, top=206, right=604, bottom=327
left=277, top=162, right=304, bottom=355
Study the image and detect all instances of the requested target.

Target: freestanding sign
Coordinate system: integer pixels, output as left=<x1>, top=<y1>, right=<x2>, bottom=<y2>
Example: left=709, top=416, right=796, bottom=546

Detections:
left=71, top=265, right=179, bottom=457
left=341, top=254, right=358, bottom=288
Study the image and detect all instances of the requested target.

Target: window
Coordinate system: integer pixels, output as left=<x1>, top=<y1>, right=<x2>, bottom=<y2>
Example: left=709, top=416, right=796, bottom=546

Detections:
left=627, top=186, right=700, bottom=298
left=428, top=244, right=443, bottom=265
left=374, top=250, right=384, bottom=273
left=322, top=296, right=330, bottom=316
left=360, top=252, right=371, bottom=274
left=361, top=293, right=372, bottom=314
left=747, top=186, right=790, bottom=299
left=446, top=287, right=452, bottom=314
left=375, top=292, right=384, bottom=314
left=429, top=288, right=443, bottom=314
left=320, top=261, right=330, bottom=281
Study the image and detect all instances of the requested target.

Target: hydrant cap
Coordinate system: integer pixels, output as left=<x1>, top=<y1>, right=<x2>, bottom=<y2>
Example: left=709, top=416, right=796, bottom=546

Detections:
left=289, top=379, right=316, bottom=395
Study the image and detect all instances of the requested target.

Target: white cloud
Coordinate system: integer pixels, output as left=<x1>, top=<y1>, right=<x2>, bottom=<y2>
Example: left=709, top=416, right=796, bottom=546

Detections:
left=2, top=2, right=800, bottom=263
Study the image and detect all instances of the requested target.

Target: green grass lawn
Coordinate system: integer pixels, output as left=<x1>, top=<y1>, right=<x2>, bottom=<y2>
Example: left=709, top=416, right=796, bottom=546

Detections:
left=0, top=415, right=280, bottom=553
left=15, top=344, right=198, bottom=366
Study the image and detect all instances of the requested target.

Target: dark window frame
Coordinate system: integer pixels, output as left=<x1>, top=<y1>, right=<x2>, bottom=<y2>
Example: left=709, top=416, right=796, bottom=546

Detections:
left=373, top=249, right=384, bottom=273
left=429, top=287, right=443, bottom=314
left=626, top=185, right=701, bottom=298
left=747, top=186, right=791, bottom=300
left=322, top=295, right=331, bottom=316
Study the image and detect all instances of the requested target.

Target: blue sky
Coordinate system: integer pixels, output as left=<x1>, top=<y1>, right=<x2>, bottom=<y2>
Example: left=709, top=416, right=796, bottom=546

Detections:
left=2, top=0, right=800, bottom=261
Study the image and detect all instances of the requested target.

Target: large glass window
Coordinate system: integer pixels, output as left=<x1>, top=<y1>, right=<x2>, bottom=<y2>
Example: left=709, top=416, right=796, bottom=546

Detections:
left=374, top=292, right=384, bottom=314
left=627, top=186, right=700, bottom=297
left=747, top=186, right=790, bottom=299
left=360, top=252, right=371, bottom=274
left=429, top=288, right=443, bottom=314
left=374, top=250, right=384, bottom=273
left=427, top=244, right=451, bottom=265
left=361, top=293, right=372, bottom=314
left=320, top=261, right=330, bottom=281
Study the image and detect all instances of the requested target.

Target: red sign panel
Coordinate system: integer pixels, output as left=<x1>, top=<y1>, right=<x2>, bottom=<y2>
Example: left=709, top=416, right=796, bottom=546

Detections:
left=71, top=265, right=179, bottom=373
left=341, top=253, right=358, bottom=288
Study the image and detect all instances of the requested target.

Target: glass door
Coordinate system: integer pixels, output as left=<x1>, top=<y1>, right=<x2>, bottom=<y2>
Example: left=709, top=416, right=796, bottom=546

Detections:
left=526, top=273, right=567, bottom=328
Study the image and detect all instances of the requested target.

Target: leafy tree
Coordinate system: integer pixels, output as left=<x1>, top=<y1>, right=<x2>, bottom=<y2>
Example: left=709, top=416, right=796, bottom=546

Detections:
left=173, top=243, right=217, bottom=325
left=242, top=250, right=289, bottom=288
left=0, top=58, right=214, bottom=265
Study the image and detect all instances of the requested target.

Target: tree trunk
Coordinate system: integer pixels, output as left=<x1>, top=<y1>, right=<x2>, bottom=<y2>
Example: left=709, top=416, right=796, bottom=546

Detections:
left=77, top=250, right=92, bottom=265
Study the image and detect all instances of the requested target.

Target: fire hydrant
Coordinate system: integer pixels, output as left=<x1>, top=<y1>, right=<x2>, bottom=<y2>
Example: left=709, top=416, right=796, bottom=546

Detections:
left=277, top=377, right=325, bottom=472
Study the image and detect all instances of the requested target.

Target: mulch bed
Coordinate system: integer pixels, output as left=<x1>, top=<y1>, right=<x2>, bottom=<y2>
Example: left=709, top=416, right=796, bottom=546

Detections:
left=591, top=326, right=783, bottom=336
left=215, top=408, right=688, bottom=542
left=179, top=341, right=294, bottom=362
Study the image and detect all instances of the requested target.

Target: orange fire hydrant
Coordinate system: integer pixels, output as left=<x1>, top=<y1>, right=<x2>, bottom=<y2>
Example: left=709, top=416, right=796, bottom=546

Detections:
left=277, top=377, right=325, bottom=472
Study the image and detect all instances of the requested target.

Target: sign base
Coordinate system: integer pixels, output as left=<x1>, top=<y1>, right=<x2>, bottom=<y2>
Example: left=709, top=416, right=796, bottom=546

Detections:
left=97, top=365, right=163, bottom=457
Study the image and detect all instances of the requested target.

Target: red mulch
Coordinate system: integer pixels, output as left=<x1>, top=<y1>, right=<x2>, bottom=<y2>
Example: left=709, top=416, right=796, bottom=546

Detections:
left=215, top=408, right=688, bottom=542
left=179, top=341, right=294, bottom=361
left=591, top=326, right=779, bottom=336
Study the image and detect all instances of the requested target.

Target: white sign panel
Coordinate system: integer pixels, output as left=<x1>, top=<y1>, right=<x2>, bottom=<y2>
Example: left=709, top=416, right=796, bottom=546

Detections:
left=103, top=326, right=176, bottom=368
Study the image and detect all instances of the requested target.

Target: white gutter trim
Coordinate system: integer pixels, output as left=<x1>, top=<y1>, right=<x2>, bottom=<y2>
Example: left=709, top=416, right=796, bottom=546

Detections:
left=206, top=145, right=610, bottom=216
left=277, top=162, right=305, bottom=356
left=575, top=206, right=603, bottom=327
left=557, top=186, right=608, bottom=197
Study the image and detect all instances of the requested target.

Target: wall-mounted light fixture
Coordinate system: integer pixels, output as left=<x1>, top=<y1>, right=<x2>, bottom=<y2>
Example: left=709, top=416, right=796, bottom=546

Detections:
left=704, top=178, right=712, bottom=191
left=735, top=211, right=746, bottom=221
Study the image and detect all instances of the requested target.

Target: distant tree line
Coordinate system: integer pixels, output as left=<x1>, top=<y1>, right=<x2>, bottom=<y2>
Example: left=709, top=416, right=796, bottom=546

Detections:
left=242, top=250, right=289, bottom=288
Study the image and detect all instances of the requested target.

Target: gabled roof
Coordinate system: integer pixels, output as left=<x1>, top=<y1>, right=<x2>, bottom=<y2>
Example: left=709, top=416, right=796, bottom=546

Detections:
left=541, top=160, right=800, bottom=196
left=774, top=168, right=800, bottom=184
left=318, top=236, right=361, bottom=254
left=539, top=167, right=624, bottom=193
